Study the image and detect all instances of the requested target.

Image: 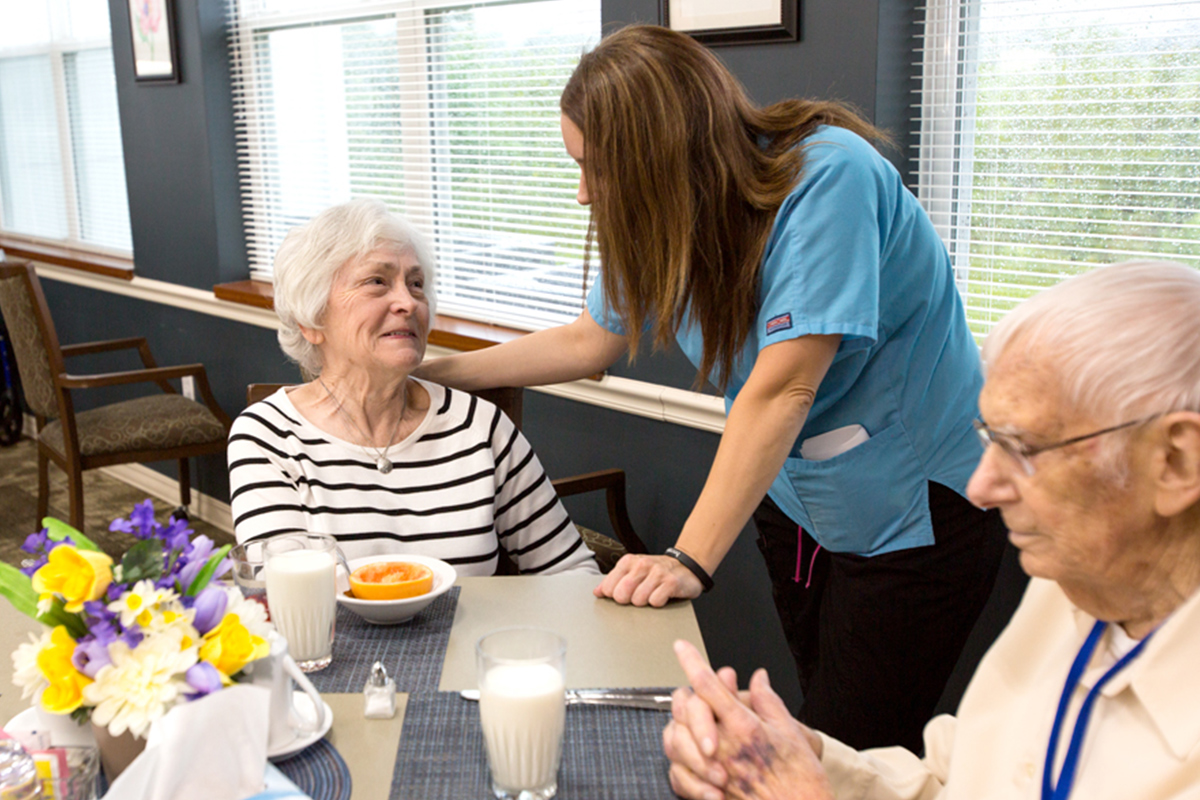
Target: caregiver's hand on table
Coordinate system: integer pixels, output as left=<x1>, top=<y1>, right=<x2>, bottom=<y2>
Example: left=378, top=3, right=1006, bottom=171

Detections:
left=593, top=554, right=704, bottom=605
left=664, top=640, right=831, bottom=800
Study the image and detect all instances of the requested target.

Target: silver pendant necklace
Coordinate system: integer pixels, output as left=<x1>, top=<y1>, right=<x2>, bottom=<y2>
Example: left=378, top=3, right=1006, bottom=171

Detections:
left=318, top=377, right=407, bottom=473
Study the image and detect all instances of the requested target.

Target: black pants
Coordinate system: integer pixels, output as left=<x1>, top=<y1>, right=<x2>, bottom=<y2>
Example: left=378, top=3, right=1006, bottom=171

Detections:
left=753, top=481, right=1006, bottom=753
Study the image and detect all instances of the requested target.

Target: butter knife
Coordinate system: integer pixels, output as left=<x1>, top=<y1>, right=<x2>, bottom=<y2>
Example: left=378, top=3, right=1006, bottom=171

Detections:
left=459, top=687, right=674, bottom=711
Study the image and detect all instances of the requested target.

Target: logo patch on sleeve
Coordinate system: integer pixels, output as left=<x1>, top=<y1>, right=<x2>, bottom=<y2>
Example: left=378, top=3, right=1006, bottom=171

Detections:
left=765, top=313, right=793, bottom=335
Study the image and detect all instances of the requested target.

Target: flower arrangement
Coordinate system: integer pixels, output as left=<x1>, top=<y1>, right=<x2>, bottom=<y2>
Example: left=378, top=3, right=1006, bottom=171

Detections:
left=0, top=500, right=273, bottom=740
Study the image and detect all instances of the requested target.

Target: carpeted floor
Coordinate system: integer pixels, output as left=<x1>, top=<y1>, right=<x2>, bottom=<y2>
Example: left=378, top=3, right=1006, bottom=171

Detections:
left=0, top=437, right=233, bottom=569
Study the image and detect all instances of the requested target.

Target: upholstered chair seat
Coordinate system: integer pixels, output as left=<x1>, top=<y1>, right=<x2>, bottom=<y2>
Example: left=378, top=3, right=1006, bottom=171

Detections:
left=575, top=525, right=629, bottom=573
left=39, top=394, right=228, bottom=458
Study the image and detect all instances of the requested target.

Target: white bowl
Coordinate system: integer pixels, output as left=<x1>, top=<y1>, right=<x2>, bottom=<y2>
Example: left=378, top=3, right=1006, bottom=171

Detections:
left=337, top=554, right=457, bottom=625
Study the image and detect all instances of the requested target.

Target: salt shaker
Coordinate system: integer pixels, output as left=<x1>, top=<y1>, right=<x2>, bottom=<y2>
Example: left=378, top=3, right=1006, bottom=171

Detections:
left=363, top=661, right=396, bottom=719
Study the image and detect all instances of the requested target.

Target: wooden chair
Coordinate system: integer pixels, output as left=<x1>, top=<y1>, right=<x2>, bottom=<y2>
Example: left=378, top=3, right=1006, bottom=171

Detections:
left=245, top=382, right=646, bottom=572
left=0, top=261, right=232, bottom=529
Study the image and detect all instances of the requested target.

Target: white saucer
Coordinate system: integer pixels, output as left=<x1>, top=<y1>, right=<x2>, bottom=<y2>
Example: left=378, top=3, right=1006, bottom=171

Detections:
left=268, top=692, right=334, bottom=761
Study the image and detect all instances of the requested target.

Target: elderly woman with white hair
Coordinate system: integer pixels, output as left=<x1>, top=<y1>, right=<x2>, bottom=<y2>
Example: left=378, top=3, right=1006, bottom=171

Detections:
left=227, top=199, right=598, bottom=575
left=661, top=260, right=1200, bottom=800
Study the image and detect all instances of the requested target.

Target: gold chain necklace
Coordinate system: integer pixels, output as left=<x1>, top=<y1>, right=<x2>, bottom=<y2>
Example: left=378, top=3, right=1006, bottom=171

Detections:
left=318, top=377, right=408, bottom=474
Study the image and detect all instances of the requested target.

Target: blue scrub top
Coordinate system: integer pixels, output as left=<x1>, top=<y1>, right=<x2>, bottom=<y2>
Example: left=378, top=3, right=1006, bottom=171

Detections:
left=587, top=126, right=985, bottom=556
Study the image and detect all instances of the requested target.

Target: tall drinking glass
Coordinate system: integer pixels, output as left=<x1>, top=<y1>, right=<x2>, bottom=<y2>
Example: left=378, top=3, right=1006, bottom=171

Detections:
left=228, top=541, right=268, bottom=616
left=263, top=533, right=339, bottom=672
left=476, top=627, right=567, bottom=800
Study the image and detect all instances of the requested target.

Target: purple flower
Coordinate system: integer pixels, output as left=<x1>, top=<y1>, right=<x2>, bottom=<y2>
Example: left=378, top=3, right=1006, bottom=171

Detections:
left=161, top=517, right=193, bottom=551
left=21, top=529, right=49, bottom=554
left=185, top=662, right=224, bottom=698
left=83, top=600, right=115, bottom=623
left=19, top=528, right=54, bottom=577
left=108, top=517, right=135, bottom=534
left=177, top=536, right=216, bottom=590
left=191, top=586, right=227, bottom=635
left=71, top=638, right=113, bottom=679
left=91, top=617, right=118, bottom=641
left=130, top=499, right=158, bottom=539
left=119, top=627, right=143, bottom=650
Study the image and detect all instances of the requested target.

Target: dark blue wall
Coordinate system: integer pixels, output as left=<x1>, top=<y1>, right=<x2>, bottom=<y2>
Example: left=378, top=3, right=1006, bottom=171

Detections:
left=33, top=0, right=942, bottom=713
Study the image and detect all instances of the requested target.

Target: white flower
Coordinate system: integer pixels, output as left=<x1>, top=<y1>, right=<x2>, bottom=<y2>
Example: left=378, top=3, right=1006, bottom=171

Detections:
left=108, top=580, right=174, bottom=629
left=11, top=630, right=53, bottom=700
left=221, top=586, right=274, bottom=641
left=141, top=599, right=201, bottom=652
left=83, top=636, right=197, bottom=739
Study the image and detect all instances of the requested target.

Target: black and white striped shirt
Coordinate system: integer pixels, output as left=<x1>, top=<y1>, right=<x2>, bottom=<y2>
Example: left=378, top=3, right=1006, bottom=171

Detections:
left=228, top=380, right=598, bottom=576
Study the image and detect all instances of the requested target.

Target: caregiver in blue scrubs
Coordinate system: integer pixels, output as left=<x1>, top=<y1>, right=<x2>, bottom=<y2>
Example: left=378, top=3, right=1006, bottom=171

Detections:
left=416, top=24, right=1006, bottom=752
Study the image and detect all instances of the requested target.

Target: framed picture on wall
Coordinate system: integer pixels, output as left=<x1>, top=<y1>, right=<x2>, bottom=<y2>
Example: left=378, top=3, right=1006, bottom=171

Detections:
left=663, top=0, right=800, bottom=46
left=128, top=0, right=179, bottom=82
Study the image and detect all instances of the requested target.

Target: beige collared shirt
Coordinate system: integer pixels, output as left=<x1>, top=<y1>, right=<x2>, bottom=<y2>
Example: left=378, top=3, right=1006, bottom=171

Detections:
left=820, top=577, right=1200, bottom=799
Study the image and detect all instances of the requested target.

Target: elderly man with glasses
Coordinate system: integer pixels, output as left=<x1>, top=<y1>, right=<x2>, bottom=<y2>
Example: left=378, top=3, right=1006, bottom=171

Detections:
left=662, top=260, right=1200, bottom=800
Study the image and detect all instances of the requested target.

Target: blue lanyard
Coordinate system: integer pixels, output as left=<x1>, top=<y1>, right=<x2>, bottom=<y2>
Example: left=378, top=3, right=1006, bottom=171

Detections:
left=1042, top=620, right=1153, bottom=800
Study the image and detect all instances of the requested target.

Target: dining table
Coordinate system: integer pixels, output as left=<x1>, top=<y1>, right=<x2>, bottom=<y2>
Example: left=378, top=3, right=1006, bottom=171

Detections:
left=0, top=573, right=706, bottom=800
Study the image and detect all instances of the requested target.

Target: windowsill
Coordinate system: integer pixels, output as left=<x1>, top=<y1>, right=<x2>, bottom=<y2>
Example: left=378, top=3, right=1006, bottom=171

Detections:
left=213, top=280, right=527, bottom=351
left=0, top=237, right=134, bottom=280
left=3, top=240, right=523, bottom=352
left=24, top=261, right=723, bottom=432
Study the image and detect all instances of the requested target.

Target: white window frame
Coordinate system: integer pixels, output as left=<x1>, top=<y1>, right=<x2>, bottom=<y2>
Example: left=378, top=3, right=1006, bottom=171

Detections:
left=913, top=0, right=1200, bottom=339
left=228, top=0, right=597, bottom=330
left=914, top=0, right=977, bottom=296
left=0, top=36, right=132, bottom=259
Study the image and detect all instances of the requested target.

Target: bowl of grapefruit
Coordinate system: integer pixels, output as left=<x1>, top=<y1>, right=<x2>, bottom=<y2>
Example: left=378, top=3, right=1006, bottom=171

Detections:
left=337, top=554, right=457, bottom=624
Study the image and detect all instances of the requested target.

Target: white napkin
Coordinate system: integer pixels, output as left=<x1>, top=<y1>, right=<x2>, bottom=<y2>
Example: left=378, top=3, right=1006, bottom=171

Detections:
left=104, top=684, right=271, bottom=800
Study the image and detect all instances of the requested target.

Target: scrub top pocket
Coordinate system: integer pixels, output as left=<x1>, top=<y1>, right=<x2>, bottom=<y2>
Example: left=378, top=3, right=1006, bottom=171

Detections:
left=779, top=421, right=934, bottom=555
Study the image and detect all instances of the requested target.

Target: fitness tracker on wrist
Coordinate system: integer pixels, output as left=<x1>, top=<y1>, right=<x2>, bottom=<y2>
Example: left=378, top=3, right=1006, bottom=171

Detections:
left=665, top=546, right=714, bottom=593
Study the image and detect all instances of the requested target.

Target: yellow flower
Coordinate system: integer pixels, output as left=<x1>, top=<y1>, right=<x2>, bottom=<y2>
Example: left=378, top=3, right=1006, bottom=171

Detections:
left=31, top=546, right=113, bottom=613
left=36, top=626, right=92, bottom=714
left=198, top=613, right=269, bottom=680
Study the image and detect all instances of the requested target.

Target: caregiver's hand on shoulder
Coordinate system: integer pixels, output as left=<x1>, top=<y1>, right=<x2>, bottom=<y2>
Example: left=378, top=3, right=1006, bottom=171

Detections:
left=593, top=554, right=703, bottom=606
left=666, top=640, right=832, bottom=800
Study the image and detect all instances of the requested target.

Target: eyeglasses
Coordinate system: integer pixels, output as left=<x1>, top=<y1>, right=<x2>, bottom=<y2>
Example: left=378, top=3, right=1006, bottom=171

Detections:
left=973, top=414, right=1161, bottom=476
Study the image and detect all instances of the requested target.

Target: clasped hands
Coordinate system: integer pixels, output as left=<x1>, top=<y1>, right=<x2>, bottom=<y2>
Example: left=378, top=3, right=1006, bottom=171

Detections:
left=664, top=640, right=833, bottom=800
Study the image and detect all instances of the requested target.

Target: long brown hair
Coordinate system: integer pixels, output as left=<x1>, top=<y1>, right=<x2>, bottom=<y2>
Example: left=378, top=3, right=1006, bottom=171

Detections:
left=561, top=25, right=885, bottom=389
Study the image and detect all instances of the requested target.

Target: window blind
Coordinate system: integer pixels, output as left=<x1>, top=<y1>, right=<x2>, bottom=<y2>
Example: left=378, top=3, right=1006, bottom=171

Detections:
left=227, top=0, right=600, bottom=330
left=0, top=56, right=69, bottom=241
left=65, top=49, right=133, bottom=251
left=914, top=0, right=1200, bottom=341
left=0, top=1, right=132, bottom=256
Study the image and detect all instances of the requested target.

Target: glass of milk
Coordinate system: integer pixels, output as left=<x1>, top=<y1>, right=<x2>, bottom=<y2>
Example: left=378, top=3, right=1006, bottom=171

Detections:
left=476, top=627, right=567, bottom=800
left=264, top=533, right=341, bottom=672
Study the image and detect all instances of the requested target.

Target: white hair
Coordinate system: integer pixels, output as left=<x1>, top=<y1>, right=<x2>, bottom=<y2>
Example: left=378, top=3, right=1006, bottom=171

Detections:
left=983, top=260, right=1200, bottom=424
left=272, top=199, right=437, bottom=375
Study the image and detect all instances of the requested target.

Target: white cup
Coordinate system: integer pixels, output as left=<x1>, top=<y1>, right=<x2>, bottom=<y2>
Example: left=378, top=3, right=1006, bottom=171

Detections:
left=263, top=533, right=343, bottom=672
left=476, top=627, right=567, bottom=800
left=247, top=632, right=328, bottom=754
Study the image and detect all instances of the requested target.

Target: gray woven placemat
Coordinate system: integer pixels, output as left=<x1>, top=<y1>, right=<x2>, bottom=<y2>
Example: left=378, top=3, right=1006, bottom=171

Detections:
left=390, top=692, right=676, bottom=799
left=307, top=587, right=460, bottom=693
